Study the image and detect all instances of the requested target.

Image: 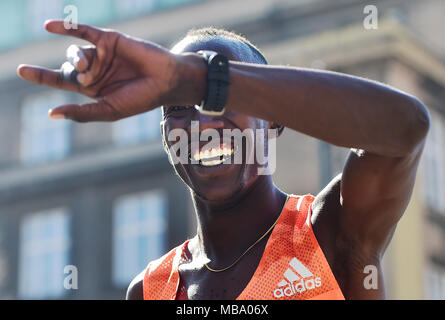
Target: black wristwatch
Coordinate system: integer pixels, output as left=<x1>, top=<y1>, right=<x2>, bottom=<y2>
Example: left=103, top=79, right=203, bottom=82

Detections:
left=195, top=50, right=231, bottom=115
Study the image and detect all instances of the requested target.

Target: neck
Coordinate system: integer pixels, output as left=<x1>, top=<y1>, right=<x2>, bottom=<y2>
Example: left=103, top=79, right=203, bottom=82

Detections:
left=191, top=175, right=288, bottom=267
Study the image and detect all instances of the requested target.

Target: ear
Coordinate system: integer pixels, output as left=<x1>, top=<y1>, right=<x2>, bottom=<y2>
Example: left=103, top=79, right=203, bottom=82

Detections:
left=160, top=120, right=169, bottom=155
left=270, top=122, right=285, bottom=138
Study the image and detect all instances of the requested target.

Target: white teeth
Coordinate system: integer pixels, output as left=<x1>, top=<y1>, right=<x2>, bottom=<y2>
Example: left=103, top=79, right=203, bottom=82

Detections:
left=210, top=148, right=218, bottom=158
left=193, top=147, right=233, bottom=166
left=201, top=158, right=224, bottom=166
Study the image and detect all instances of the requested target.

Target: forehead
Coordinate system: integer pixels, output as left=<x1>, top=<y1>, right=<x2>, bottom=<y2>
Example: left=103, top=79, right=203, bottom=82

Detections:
left=171, top=36, right=258, bottom=64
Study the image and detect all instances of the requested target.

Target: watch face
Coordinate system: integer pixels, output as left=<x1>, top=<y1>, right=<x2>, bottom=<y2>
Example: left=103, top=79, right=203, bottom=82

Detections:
left=210, top=54, right=228, bottom=67
left=197, top=50, right=218, bottom=60
left=197, top=50, right=230, bottom=115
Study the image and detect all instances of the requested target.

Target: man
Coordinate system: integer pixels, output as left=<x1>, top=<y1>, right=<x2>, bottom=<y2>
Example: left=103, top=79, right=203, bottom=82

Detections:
left=17, top=20, right=430, bottom=300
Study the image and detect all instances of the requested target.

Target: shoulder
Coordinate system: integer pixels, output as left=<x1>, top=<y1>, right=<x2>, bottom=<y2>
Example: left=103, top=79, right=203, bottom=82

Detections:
left=126, top=240, right=190, bottom=300
left=125, top=248, right=175, bottom=300
left=126, top=269, right=145, bottom=300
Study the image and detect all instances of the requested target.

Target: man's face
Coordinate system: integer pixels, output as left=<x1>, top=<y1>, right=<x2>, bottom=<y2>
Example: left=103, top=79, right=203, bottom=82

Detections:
left=161, top=37, right=273, bottom=203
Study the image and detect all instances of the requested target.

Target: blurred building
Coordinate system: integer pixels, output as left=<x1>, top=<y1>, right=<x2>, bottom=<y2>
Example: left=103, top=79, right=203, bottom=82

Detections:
left=0, top=0, right=443, bottom=299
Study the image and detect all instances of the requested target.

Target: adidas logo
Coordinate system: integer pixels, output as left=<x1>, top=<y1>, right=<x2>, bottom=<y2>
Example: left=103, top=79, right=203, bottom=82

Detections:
left=273, top=257, right=322, bottom=298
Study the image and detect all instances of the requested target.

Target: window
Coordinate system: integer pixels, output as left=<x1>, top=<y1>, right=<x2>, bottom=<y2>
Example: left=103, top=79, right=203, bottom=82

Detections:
left=69, top=0, right=114, bottom=25
left=18, top=208, right=71, bottom=299
left=114, top=0, right=157, bottom=19
left=318, top=141, right=348, bottom=188
left=157, top=0, right=198, bottom=10
left=26, top=0, right=63, bottom=36
left=318, top=141, right=332, bottom=188
left=114, top=0, right=199, bottom=18
left=0, top=1, right=25, bottom=50
left=422, top=109, right=445, bottom=214
left=112, top=109, right=161, bottom=146
left=112, top=190, right=167, bottom=287
left=20, top=91, right=71, bottom=165
left=425, top=264, right=445, bottom=299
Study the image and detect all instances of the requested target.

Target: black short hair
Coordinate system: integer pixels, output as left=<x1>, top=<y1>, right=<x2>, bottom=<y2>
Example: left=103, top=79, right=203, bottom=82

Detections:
left=180, top=27, right=268, bottom=65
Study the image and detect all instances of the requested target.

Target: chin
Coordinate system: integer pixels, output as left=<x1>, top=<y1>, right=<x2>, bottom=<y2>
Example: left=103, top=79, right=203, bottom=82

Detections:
left=174, top=156, right=262, bottom=205
left=190, top=170, right=262, bottom=208
left=193, top=184, right=244, bottom=203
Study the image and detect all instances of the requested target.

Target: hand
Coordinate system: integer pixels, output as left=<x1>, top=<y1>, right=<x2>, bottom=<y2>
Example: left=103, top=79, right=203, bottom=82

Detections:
left=17, top=20, right=204, bottom=122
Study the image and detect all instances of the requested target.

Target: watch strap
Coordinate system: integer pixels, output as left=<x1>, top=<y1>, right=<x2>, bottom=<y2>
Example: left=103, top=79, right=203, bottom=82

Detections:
left=198, top=50, right=230, bottom=115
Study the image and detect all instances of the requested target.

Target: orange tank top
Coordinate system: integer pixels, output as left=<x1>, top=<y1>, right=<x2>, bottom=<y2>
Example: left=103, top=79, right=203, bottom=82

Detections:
left=143, top=194, right=345, bottom=300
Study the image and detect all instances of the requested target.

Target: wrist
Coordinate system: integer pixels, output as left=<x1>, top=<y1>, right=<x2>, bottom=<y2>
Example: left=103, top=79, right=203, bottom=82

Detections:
left=171, top=52, right=207, bottom=106
left=195, top=50, right=230, bottom=115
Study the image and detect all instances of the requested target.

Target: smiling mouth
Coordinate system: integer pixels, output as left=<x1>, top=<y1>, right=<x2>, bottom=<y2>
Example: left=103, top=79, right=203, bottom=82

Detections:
left=190, top=144, right=235, bottom=167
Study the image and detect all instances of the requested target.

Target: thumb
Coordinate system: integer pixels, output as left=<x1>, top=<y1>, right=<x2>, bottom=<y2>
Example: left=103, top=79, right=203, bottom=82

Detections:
left=49, top=99, right=122, bottom=122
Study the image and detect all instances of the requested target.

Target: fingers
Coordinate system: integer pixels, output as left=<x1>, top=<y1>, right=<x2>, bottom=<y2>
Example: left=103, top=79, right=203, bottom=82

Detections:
left=47, top=80, right=155, bottom=122
left=61, top=61, right=79, bottom=84
left=64, top=34, right=116, bottom=87
left=66, top=44, right=95, bottom=73
left=49, top=99, right=122, bottom=122
left=65, top=45, right=96, bottom=86
left=76, top=71, right=94, bottom=87
left=18, top=62, right=95, bottom=92
left=44, top=20, right=104, bottom=45
left=17, top=64, right=80, bottom=92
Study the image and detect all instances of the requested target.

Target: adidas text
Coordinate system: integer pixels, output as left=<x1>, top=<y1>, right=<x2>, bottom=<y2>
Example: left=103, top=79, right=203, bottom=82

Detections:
left=273, top=276, right=322, bottom=298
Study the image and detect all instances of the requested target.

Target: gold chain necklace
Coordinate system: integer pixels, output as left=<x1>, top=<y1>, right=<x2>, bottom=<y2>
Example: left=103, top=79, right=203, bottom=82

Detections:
left=199, top=196, right=289, bottom=273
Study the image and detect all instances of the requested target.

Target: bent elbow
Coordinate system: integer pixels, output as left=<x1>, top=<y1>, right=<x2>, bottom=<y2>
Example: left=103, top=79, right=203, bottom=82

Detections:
left=400, top=96, right=430, bottom=155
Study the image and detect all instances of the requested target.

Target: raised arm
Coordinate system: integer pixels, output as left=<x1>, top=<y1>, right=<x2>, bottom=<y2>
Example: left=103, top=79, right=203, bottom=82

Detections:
left=218, top=56, right=429, bottom=299
left=222, top=57, right=428, bottom=264
left=223, top=61, right=429, bottom=157
left=18, top=21, right=430, bottom=264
